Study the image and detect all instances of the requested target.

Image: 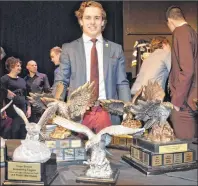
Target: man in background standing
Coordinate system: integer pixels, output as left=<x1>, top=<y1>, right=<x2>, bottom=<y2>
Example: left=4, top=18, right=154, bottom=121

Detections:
left=24, top=60, right=51, bottom=123
left=166, top=6, right=197, bottom=140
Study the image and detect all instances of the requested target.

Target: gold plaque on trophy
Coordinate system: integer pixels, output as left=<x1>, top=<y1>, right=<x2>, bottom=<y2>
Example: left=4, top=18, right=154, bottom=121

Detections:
left=152, top=155, right=162, bottom=166
left=134, top=148, right=139, bottom=160
left=159, top=144, right=187, bottom=154
left=143, top=152, right=149, bottom=166
left=164, top=154, right=173, bottom=165
left=139, top=151, right=143, bottom=162
left=131, top=146, right=135, bottom=157
left=119, top=138, right=127, bottom=145
left=113, top=137, right=120, bottom=145
left=71, top=139, right=81, bottom=148
left=8, top=162, right=41, bottom=181
left=0, top=148, right=5, bottom=162
left=184, top=151, right=193, bottom=163
left=127, top=138, right=132, bottom=147
left=173, top=153, right=183, bottom=164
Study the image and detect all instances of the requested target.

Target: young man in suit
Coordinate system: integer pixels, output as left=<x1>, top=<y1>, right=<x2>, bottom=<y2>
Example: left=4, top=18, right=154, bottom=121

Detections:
left=166, top=6, right=198, bottom=140
left=55, top=1, right=131, bottom=133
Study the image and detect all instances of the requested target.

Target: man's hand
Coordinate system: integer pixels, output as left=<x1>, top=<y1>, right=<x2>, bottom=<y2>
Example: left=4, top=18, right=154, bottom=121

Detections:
left=7, top=90, right=16, bottom=99
left=26, top=106, right=31, bottom=118
left=1, top=111, right=7, bottom=119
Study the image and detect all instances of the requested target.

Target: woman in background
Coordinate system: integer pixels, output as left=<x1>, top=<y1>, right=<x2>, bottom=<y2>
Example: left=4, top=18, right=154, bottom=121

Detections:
left=131, top=36, right=171, bottom=96
left=1, top=57, right=31, bottom=139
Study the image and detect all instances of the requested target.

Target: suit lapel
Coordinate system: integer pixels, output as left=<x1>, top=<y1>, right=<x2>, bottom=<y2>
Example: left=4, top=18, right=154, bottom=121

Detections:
left=77, top=37, right=87, bottom=83
left=103, top=39, right=110, bottom=80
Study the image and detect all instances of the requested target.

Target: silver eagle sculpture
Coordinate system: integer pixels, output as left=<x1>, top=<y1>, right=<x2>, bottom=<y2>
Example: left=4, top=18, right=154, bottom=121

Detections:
left=12, top=104, right=58, bottom=163
left=100, top=81, right=175, bottom=142
left=27, top=82, right=97, bottom=140
left=53, top=115, right=145, bottom=178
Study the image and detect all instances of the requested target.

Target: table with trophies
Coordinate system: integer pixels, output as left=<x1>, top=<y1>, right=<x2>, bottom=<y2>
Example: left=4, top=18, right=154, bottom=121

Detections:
left=0, top=81, right=197, bottom=185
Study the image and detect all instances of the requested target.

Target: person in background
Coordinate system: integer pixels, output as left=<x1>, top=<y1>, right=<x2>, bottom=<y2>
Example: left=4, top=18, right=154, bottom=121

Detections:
left=166, top=5, right=198, bottom=140
left=1, top=57, right=31, bottom=139
left=54, top=1, right=131, bottom=134
left=50, top=46, right=66, bottom=98
left=0, top=47, right=14, bottom=139
left=24, top=60, right=51, bottom=123
left=131, top=36, right=171, bottom=96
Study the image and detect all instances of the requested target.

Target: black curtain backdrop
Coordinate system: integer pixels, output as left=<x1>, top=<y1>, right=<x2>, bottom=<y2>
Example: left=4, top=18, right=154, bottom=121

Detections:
left=0, top=1, right=123, bottom=85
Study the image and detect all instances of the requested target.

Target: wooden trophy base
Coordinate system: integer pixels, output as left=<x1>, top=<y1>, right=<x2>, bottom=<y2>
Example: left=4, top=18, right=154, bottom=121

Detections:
left=3, top=153, right=58, bottom=185
left=122, top=154, right=198, bottom=175
left=76, top=168, right=119, bottom=185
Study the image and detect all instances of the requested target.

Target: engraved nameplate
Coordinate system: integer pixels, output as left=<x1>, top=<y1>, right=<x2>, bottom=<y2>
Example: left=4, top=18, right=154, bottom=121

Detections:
left=159, top=144, right=187, bottom=154
left=0, top=148, right=5, bottom=162
left=143, top=152, right=149, bottom=166
left=173, top=153, right=183, bottom=164
left=119, top=138, right=127, bottom=145
left=152, top=155, right=162, bottom=166
left=75, top=148, right=86, bottom=160
left=134, top=148, right=139, bottom=160
left=45, top=141, right=56, bottom=148
left=71, top=139, right=81, bottom=148
left=60, top=140, right=70, bottom=148
left=184, top=152, right=193, bottom=163
left=8, top=162, right=41, bottom=181
left=164, top=154, right=173, bottom=165
left=113, top=137, right=120, bottom=145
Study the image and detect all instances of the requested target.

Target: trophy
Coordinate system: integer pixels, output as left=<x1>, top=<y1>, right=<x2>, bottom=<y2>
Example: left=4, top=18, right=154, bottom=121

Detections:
left=52, top=115, right=144, bottom=184
left=3, top=105, right=58, bottom=185
left=121, top=81, right=198, bottom=175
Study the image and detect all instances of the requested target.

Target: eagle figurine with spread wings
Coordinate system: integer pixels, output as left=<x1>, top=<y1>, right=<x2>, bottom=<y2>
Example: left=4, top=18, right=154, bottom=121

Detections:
left=28, top=81, right=96, bottom=122
left=12, top=104, right=58, bottom=163
left=100, top=81, right=175, bottom=142
left=53, top=115, right=145, bottom=179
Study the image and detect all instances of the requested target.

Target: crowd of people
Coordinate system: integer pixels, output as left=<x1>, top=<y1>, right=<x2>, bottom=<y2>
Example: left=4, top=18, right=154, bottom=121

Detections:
left=0, top=1, right=197, bottom=142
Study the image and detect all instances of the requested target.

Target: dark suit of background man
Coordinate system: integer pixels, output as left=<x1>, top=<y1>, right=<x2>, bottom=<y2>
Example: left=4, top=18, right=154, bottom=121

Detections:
left=166, top=6, right=198, bottom=140
left=24, top=60, right=51, bottom=123
left=55, top=1, right=131, bottom=134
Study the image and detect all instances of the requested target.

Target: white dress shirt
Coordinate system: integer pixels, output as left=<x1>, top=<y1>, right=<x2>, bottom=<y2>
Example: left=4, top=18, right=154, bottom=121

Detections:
left=82, top=33, right=106, bottom=99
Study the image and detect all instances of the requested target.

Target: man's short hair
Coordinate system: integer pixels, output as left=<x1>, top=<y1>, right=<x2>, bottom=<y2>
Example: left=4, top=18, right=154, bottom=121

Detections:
left=166, top=5, right=185, bottom=21
left=75, top=1, right=107, bottom=31
left=50, top=46, right=62, bottom=55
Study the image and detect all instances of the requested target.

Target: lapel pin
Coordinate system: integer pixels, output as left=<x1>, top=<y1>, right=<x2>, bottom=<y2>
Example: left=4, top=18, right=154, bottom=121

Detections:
left=105, top=43, right=108, bottom=47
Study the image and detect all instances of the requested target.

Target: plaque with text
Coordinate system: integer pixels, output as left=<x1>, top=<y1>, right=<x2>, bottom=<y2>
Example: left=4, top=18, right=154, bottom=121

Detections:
left=64, top=148, right=74, bottom=160
left=0, top=148, right=5, bottom=162
left=184, top=152, right=193, bottom=163
left=45, top=141, right=56, bottom=148
left=173, top=153, right=183, bottom=164
left=152, top=155, right=162, bottom=166
left=113, top=137, right=120, bottom=145
left=75, top=148, right=86, bottom=160
left=163, top=154, right=173, bottom=165
left=7, top=162, right=41, bottom=181
left=134, top=148, right=139, bottom=160
left=159, top=144, right=187, bottom=154
left=132, top=137, right=188, bottom=153
left=119, top=138, right=127, bottom=146
left=71, top=140, right=81, bottom=148
left=143, top=152, right=149, bottom=166
left=60, top=140, right=70, bottom=148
